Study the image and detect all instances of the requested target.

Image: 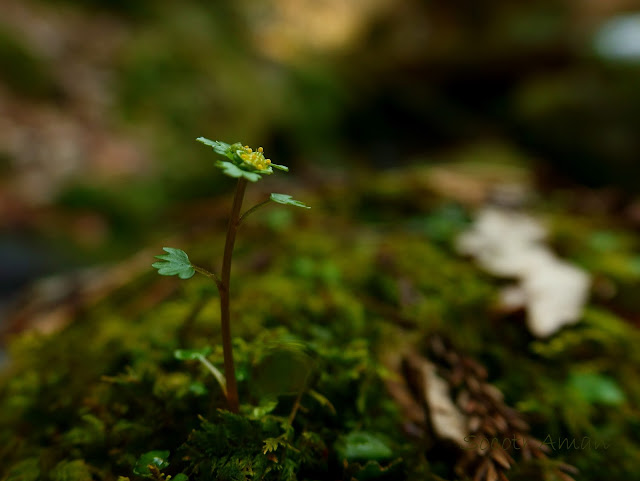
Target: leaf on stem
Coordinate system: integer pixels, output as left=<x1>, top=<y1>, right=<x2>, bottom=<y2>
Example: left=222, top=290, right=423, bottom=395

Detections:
left=152, top=248, right=196, bottom=279
left=270, top=193, right=310, bottom=209
left=174, top=347, right=213, bottom=361
left=216, top=161, right=262, bottom=182
left=196, top=137, right=233, bottom=157
left=270, top=163, right=289, bottom=172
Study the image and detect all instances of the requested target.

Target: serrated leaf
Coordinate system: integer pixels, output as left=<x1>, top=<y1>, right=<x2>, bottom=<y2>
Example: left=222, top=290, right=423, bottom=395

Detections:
left=270, top=193, right=310, bottom=209
left=174, top=347, right=213, bottom=361
left=216, top=161, right=262, bottom=182
left=152, top=248, right=195, bottom=279
left=263, top=437, right=281, bottom=454
left=133, top=450, right=170, bottom=476
left=196, top=137, right=232, bottom=156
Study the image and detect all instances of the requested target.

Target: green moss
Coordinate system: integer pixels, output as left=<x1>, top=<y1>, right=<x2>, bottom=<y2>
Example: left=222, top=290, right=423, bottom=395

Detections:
left=2, top=171, right=640, bottom=480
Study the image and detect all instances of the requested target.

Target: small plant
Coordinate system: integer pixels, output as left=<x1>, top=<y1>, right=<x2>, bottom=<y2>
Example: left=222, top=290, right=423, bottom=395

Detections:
left=153, top=138, right=310, bottom=413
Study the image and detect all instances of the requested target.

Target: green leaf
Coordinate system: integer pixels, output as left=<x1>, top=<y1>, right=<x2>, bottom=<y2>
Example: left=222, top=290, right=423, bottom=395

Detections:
left=263, top=437, right=281, bottom=454
left=216, top=161, right=262, bottom=182
left=133, top=450, right=170, bottom=476
left=568, top=372, right=626, bottom=406
left=5, top=458, right=40, bottom=481
left=252, top=346, right=314, bottom=397
left=174, top=347, right=213, bottom=361
left=270, top=193, right=310, bottom=209
left=245, top=398, right=279, bottom=419
left=50, top=460, right=92, bottom=481
left=152, top=248, right=196, bottom=279
left=189, top=381, right=208, bottom=396
left=196, top=137, right=232, bottom=157
left=172, top=475, right=189, bottom=481
left=270, top=163, right=289, bottom=172
left=335, top=431, right=393, bottom=462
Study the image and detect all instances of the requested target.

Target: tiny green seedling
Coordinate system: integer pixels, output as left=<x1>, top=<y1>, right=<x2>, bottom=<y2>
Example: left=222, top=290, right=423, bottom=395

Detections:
left=152, top=138, right=309, bottom=413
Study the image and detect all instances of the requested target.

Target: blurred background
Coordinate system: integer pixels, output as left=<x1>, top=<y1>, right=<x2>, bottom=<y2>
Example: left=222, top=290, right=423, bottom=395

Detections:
left=1, top=0, right=640, bottom=313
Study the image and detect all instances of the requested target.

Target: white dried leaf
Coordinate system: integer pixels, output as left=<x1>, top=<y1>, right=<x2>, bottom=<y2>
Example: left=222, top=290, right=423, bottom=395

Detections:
left=420, top=361, right=468, bottom=444
left=520, top=257, right=590, bottom=337
left=457, top=207, right=590, bottom=337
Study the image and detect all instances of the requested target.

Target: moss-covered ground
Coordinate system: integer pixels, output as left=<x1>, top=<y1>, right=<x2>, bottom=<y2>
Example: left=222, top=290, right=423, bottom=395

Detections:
left=1, top=166, right=639, bottom=481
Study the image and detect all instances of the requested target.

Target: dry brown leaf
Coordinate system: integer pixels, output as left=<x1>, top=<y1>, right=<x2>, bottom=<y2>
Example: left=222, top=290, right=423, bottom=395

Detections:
left=556, top=472, right=577, bottom=481
left=493, top=415, right=508, bottom=432
left=402, top=353, right=468, bottom=445
left=468, top=416, right=482, bottom=432
left=558, top=463, right=580, bottom=475
left=473, top=459, right=489, bottom=481
left=490, top=447, right=513, bottom=469
left=486, top=460, right=498, bottom=481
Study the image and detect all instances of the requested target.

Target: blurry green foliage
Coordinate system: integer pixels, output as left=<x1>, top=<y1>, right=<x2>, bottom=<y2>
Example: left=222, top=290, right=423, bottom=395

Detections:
left=51, top=460, right=93, bottom=481
left=0, top=26, right=59, bottom=98
left=335, top=431, right=394, bottom=462
left=567, top=372, right=625, bottom=406
left=132, top=450, right=169, bottom=477
left=4, top=458, right=40, bottom=481
left=174, top=347, right=212, bottom=361
left=550, top=215, right=640, bottom=320
left=251, top=344, right=314, bottom=398
left=405, top=203, right=470, bottom=246
left=511, top=67, right=640, bottom=189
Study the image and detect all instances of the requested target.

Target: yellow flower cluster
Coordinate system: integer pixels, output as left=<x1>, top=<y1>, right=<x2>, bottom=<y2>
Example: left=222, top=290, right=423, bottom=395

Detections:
left=239, top=145, right=272, bottom=171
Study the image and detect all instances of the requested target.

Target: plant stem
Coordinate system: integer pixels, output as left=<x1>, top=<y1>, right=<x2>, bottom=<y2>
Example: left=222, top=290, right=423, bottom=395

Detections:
left=196, top=354, right=227, bottom=397
left=193, top=265, right=222, bottom=289
left=219, top=178, right=248, bottom=413
left=239, top=198, right=272, bottom=224
left=287, top=389, right=305, bottom=426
